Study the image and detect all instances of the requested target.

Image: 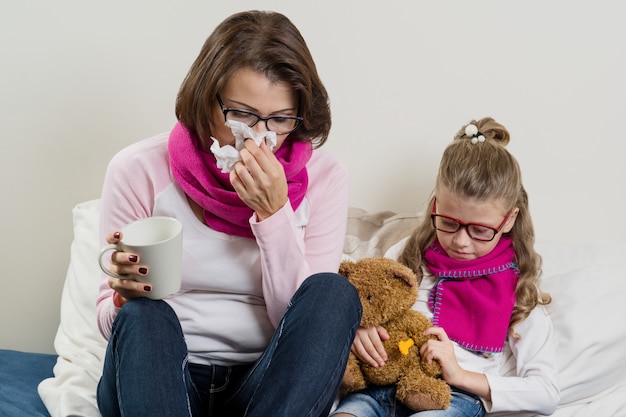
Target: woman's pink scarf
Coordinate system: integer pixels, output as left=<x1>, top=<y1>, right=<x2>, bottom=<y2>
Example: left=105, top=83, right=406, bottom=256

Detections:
left=168, top=122, right=312, bottom=239
left=425, top=237, right=518, bottom=353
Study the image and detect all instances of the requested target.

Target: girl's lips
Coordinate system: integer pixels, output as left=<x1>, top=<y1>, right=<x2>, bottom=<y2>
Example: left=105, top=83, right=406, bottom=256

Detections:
left=450, top=250, right=474, bottom=260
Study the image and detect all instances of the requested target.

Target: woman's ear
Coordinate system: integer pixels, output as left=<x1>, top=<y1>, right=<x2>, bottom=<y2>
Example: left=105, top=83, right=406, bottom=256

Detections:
left=503, top=207, right=520, bottom=233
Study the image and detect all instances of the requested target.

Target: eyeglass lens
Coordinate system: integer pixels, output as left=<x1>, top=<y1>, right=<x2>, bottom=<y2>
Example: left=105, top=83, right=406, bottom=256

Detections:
left=225, top=110, right=299, bottom=134
left=432, top=216, right=496, bottom=241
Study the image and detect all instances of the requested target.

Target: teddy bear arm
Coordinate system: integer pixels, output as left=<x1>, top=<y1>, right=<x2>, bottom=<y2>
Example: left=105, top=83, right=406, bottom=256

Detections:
left=410, top=334, right=444, bottom=377
left=420, top=358, right=443, bottom=378
left=412, top=331, right=445, bottom=378
left=397, top=313, right=440, bottom=376
left=403, top=315, right=435, bottom=355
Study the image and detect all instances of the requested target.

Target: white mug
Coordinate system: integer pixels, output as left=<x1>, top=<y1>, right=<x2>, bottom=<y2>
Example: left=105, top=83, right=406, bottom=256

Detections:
left=98, top=216, right=183, bottom=300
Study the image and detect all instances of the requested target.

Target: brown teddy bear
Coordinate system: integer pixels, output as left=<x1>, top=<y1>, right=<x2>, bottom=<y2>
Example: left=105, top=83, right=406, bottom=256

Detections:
left=339, top=257, right=451, bottom=411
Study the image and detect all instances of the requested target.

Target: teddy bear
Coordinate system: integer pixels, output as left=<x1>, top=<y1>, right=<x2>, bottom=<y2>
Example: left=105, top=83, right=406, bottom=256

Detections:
left=339, top=257, right=451, bottom=411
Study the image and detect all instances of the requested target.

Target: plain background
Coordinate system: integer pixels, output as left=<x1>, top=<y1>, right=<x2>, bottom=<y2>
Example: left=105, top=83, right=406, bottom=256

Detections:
left=1, top=1, right=624, bottom=354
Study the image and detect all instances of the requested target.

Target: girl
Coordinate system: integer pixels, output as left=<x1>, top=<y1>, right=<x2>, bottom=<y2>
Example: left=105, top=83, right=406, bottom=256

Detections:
left=333, top=117, right=559, bottom=416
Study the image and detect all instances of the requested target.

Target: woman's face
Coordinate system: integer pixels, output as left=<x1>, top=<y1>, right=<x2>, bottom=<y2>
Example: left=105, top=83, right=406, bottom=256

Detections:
left=433, top=187, right=518, bottom=260
left=210, top=67, right=298, bottom=151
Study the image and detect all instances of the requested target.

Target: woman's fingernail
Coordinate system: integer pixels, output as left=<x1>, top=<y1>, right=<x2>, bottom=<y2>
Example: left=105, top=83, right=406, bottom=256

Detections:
left=144, top=285, right=152, bottom=292
left=129, top=255, right=138, bottom=263
left=138, top=267, right=148, bottom=275
left=113, top=232, right=121, bottom=239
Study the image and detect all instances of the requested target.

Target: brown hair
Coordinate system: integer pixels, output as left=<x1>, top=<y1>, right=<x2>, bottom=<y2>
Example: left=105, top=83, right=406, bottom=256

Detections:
left=175, top=10, right=331, bottom=148
left=399, top=117, right=551, bottom=336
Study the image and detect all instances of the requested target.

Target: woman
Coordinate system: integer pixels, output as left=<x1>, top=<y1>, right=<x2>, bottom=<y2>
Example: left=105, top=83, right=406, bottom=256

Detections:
left=96, top=10, right=361, bottom=417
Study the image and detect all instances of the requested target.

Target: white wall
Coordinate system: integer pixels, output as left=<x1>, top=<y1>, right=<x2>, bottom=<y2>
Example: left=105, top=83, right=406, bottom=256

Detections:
left=1, top=1, right=624, bottom=354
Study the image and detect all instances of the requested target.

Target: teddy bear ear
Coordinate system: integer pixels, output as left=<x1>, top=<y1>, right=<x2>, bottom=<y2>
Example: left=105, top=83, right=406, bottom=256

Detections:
left=339, top=260, right=355, bottom=278
left=393, top=267, right=417, bottom=288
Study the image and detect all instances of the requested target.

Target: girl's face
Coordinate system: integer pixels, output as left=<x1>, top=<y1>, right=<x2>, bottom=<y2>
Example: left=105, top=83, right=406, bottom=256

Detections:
left=210, top=67, right=298, bottom=151
left=433, top=187, right=518, bottom=261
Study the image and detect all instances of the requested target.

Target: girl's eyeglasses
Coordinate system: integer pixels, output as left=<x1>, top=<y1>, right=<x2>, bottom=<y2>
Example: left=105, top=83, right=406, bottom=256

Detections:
left=430, top=198, right=511, bottom=242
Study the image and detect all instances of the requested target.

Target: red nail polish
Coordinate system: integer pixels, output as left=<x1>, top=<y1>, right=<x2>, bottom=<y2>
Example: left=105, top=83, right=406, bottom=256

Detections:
left=113, top=232, right=121, bottom=239
left=144, top=285, right=152, bottom=292
left=129, top=255, right=138, bottom=263
left=138, top=267, right=148, bottom=275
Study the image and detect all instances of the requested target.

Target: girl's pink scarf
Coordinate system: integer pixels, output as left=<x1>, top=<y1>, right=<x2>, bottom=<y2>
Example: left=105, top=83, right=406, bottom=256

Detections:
left=425, top=237, right=518, bottom=353
left=168, top=122, right=312, bottom=239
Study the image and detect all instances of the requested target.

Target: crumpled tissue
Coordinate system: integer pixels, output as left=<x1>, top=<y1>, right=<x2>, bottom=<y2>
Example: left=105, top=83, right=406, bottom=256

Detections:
left=210, top=120, right=277, bottom=173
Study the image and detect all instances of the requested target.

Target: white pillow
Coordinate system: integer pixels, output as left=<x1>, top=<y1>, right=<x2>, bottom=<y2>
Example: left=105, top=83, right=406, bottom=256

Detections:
left=536, top=240, right=626, bottom=407
left=38, top=199, right=105, bottom=417
left=344, top=207, right=421, bottom=259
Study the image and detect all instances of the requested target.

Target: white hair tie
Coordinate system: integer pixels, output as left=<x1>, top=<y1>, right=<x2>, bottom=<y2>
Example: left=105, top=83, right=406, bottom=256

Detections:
left=464, top=124, right=485, bottom=144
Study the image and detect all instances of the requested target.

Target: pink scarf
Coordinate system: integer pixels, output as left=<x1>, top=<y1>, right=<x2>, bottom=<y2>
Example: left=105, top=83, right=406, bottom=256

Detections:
left=425, top=237, right=518, bottom=353
left=168, top=122, right=312, bottom=239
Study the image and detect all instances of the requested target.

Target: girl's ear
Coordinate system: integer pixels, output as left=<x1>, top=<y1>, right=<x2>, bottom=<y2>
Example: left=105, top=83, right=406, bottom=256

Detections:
left=502, top=207, right=520, bottom=233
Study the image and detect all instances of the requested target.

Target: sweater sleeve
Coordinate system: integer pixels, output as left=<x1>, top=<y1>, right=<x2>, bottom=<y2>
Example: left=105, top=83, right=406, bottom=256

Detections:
left=96, top=133, right=172, bottom=339
left=251, top=149, right=350, bottom=327
left=485, top=306, right=560, bottom=414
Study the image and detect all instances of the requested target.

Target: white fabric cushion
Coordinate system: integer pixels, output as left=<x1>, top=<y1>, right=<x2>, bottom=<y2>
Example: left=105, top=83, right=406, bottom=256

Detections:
left=38, top=199, right=105, bottom=417
left=535, top=240, right=626, bottom=407
left=492, top=240, right=626, bottom=416
left=549, top=387, right=626, bottom=416
left=344, top=207, right=420, bottom=259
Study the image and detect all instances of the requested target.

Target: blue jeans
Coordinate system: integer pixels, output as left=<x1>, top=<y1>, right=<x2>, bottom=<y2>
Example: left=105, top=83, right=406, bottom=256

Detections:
left=332, top=385, right=485, bottom=417
left=97, top=273, right=362, bottom=417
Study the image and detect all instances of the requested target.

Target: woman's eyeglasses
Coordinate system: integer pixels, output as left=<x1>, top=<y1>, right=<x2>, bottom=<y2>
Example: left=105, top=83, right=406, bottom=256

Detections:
left=430, top=198, right=511, bottom=242
left=217, top=95, right=303, bottom=135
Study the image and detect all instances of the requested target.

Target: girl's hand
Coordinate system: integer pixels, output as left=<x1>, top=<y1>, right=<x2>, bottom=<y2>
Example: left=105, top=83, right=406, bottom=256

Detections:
left=105, top=230, right=153, bottom=302
left=420, top=326, right=464, bottom=384
left=351, top=325, right=390, bottom=368
left=230, top=139, right=288, bottom=221
left=421, top=326, right=492, bottom=399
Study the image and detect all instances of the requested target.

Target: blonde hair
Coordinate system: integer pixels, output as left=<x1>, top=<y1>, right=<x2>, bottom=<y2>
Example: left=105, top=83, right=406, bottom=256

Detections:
left=399, top=117, right=551, bottom=336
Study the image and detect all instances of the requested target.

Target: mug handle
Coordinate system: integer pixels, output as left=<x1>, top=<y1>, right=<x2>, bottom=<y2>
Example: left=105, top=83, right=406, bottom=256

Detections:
left=98, top=244, right=128, bottom=280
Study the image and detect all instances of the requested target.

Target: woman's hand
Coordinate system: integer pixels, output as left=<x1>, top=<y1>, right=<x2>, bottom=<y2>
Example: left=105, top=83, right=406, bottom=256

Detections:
left=351, top=325, right=390, bottom=368
left=230, top=139, right=288, bottom=221
left=105, top=231, right=153, bottom=303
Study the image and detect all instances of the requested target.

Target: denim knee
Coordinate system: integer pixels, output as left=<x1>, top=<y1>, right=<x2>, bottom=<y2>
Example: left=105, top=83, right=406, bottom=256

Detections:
left=111, top=298, right=183, bottom=343
left=300, top=272, right=362, bottom=315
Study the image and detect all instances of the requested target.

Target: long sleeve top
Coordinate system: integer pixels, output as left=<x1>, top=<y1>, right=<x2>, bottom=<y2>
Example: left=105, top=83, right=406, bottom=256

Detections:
left=96, top=132, right=350, bottom=366
left=385, top=239, right=560, bottom=415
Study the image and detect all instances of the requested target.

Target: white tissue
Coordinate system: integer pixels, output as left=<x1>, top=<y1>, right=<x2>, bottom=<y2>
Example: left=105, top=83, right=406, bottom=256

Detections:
left=210, top=120, right=278, bottom=173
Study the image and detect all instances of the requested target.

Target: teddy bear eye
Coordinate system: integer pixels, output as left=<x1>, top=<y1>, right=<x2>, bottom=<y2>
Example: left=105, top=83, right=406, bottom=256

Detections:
left=366, top=295, right=372, bottom=301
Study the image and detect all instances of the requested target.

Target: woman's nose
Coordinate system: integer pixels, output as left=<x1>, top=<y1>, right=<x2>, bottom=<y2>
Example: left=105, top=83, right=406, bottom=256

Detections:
left=251, top=120, right=270, bottom=134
